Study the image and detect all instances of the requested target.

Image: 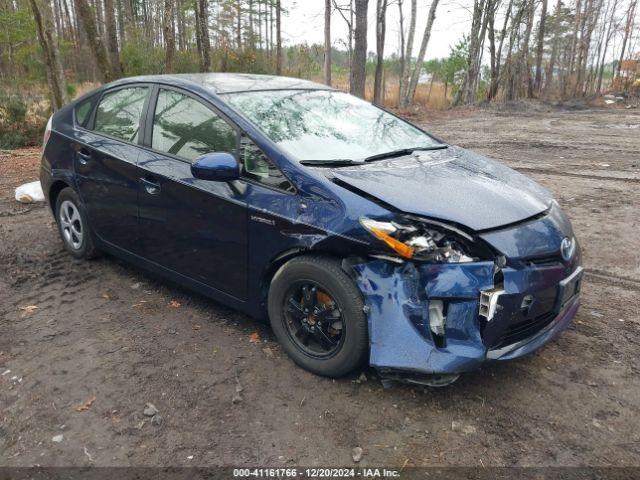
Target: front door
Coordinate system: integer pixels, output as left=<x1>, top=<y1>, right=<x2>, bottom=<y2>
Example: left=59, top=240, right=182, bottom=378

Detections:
left=136, top=87, right=248, bottom=300
left=74, top=85, right=149, bottom=250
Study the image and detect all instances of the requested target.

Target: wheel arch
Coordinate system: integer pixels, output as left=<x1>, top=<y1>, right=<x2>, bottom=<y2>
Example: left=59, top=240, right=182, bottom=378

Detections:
left=259, top=248, right=306, bottom=317
left=258, top=247, right=364, bottom=319
left=48, top=180, right=71, bottom=214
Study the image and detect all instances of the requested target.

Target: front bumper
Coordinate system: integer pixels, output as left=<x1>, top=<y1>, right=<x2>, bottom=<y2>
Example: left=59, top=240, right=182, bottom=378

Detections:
left=353, top=259, right=582, bottom=376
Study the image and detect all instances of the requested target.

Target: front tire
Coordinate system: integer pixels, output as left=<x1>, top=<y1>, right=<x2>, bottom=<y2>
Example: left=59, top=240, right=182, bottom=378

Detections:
left=268, top=255, right=368, bottom=377
left=55, top=187, right=98, bottom=259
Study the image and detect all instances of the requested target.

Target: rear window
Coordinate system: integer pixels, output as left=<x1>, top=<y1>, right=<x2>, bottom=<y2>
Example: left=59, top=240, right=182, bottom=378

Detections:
left=93, top=87, right=149, bottom=142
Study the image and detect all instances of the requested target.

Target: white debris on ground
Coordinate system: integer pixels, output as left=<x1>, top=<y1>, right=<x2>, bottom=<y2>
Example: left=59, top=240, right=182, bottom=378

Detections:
left=15, top=181, right=45, bottom=203
left=602, top=93, right=638, bottom=109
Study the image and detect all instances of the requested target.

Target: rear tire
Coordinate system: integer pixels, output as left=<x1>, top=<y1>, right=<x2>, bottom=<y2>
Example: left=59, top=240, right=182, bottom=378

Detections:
left=55, top=187, right=99, bottom=260
left=268, top=255, right=368, bottom=377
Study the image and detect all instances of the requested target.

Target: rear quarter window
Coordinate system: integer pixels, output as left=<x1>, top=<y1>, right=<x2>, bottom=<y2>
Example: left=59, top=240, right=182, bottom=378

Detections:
left=74, top=96, right=95, bottom=127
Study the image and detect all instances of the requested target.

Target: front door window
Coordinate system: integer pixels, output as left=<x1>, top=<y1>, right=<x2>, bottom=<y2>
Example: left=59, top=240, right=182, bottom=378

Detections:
left=152, top=89, right=237, bottom=162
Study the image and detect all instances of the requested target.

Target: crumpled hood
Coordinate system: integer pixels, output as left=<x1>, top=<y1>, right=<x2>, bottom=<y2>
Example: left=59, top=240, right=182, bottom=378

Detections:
left=330, top=146, right=553, bottom=231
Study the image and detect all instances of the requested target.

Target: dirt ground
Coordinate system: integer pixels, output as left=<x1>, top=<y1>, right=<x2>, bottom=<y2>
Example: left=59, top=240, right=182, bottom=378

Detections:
left=1, top=105, right=639, bottom=469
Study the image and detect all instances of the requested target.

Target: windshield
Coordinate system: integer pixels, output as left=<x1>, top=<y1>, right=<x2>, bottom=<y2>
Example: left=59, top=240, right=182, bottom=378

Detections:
left=222, top=90, right=439, bottom=161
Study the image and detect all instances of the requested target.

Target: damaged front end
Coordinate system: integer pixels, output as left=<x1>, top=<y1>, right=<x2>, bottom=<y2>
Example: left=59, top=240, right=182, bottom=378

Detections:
left=350, top=206, right=583, bottom=386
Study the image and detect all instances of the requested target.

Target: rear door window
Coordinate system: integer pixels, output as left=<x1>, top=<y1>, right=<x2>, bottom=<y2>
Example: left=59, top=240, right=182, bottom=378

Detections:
left=93, top=86, right=149, bottom=142
left=151, top=89, right=237, bottom=162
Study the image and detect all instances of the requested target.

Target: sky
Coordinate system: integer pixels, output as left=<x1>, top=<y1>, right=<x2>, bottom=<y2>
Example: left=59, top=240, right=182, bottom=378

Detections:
left=281, top=0, right=475, bottom=61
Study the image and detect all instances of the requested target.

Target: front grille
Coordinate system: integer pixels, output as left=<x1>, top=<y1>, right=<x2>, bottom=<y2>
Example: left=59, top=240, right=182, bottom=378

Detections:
left=491, top=311, right=556, bottom=350
left=523, top=255, right=562, bottom=267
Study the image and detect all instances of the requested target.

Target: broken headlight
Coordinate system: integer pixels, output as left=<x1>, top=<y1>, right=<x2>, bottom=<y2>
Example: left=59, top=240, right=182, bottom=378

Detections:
left=360, top=217, right=476, bottom=263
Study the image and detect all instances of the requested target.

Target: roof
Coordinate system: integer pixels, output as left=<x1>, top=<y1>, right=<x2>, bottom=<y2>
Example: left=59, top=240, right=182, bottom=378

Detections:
left=115, top=73, right=333, bottom=94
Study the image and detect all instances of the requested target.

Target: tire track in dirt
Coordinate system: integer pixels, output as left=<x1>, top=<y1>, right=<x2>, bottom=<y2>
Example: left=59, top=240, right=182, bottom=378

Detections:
left=513, top=167, right=640, bottom=183
left=585, top=269, right=640, bottom=292
left=456, top=139, right=640, bottom=156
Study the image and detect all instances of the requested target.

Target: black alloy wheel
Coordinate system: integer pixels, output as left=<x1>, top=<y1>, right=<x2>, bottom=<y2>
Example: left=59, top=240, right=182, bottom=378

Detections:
left=283, top=282, right=345, bottom=358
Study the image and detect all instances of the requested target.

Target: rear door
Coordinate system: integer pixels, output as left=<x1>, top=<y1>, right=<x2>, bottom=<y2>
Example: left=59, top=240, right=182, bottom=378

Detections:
left=74, top=85, right=150, bottom=250
left=136, top=86, right=248, bottom=300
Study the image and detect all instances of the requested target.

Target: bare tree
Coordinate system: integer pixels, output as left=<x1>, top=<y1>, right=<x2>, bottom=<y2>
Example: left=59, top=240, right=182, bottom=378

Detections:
left=197, top=0, right=211, bottom=71
left=177, top=0, right=187, bottom=49
left=268, top=0, right=274, bottom=55
left=596, top=0, right=619, bottom=92
left=487, top=0, right=509, bottom=100
left=122, top=0, right=136, bottom=42
left=236, top=1, right=242, bottom=50
left=456, top=0, right=490, bottom=104
left=616, top=0, right=638, bottom=79
left=533, top=0, right=548, bottom=92
left=398, top=0, right=406, bottom=95
left=76, top=0, right=114, bottom=82
left=324, top=0, right=332, bottom=85
left=566, top=0, right=583, bottom=93
left=502, top=0, right=527, bottom=100
left=163, top=0, right=175, bottom=73
left=195, top=0, right=203, bottom=61
left=248, top=0, right=255, bottom=49
left=333, top=0, right=355, bottom=69
left=373, top=0, right=388, bottom=104
left=574, top=0, right=602, bottom=95
left=350, top=0, right=368, bottom=98
left=276, top=0, right=282, bottom=74
left=398, top=0, right=417, bottom=107
left=104, top=0, right=123, bottom=77
left=545, top=0, right=562, bottom=92
left=29, top=0, right=67, bottom=110
left=95, top=0, right=105, bottom=39
left=521, top=0, right=536, bottom=97
left=405, top=0, right=440, bottom=105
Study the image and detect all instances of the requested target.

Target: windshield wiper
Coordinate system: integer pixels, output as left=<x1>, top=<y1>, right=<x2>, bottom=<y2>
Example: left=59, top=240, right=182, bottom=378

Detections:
left=361, top=144, right=448, bottom=163
left=299, top=144, right=449, bottom=167
left=299, top=159, right=366, bottom=167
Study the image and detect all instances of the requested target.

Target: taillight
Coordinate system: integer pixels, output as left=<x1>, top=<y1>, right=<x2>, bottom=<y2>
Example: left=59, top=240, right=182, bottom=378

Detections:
left=42, top=116, right=52, bottom=150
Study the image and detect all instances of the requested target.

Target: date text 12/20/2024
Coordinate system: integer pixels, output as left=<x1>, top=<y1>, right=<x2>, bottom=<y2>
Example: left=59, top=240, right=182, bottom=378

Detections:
left=233, top=468, right=402, bottom=478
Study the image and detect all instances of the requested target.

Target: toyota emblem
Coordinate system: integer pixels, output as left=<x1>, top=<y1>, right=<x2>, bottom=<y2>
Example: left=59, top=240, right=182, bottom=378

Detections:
left=560, top=237, right=575, bottom=262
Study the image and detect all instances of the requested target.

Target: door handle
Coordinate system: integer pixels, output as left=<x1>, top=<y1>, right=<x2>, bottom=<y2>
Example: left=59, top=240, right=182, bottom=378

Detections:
left=77, top=148, right=91, bottom=165
left=140, top=177, right=161, bottom=195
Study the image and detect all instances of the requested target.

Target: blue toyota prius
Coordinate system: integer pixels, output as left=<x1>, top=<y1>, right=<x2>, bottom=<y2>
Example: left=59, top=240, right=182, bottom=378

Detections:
left=40, top=73, right=583, bottom=386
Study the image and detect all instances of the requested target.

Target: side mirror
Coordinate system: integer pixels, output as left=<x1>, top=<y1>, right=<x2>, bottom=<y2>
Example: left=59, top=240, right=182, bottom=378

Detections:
left=191, top=152, right=240, bottom=182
